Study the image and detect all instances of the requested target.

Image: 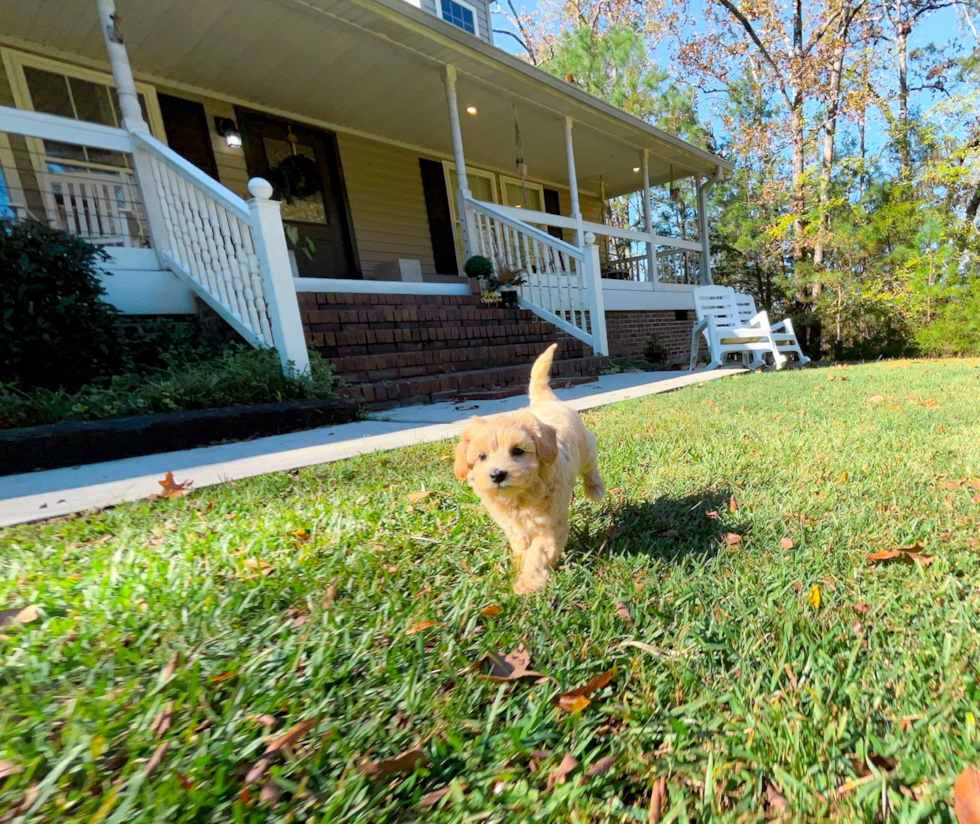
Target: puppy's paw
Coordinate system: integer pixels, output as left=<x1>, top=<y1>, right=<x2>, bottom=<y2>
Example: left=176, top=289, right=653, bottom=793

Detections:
left=513, top=571, right=548, bottom=595
left=584, top=470, right=605, bottom=503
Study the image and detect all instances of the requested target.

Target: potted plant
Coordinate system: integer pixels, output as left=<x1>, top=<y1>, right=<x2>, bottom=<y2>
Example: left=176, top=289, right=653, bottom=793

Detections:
left=497, top=263, right=527, bottom=309
left=464, top=255, right=496, bottom=297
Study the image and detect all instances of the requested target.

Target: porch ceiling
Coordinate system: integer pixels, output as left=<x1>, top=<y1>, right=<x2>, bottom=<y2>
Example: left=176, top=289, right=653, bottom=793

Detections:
left=0, top=0, right=732, bottom=196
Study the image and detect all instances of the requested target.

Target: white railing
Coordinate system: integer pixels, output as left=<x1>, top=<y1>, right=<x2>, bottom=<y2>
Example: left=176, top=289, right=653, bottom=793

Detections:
left=491, top=202, right=705, bottom=288
left=0, top=105, right=309, bottom=375
left=466, top=197, right=607, bottom=355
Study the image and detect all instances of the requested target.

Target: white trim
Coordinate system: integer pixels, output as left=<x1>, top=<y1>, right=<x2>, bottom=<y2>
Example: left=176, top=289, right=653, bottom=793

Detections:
left=294, top=277, right=470, bottom=296
left=434, top=0, right=480, bottom=37
left=0, top=105, right=132, bottom=152
left=601, top=278, right=696, bottom=311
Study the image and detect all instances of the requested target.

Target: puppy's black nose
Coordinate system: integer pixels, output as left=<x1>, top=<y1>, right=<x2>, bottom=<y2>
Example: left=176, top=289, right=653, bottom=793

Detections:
left=490, top=469, right=508, bottom=484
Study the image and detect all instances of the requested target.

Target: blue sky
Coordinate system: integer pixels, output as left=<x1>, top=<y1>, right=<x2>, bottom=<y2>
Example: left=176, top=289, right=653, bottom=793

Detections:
left=489, top=1, right=976, bottom=157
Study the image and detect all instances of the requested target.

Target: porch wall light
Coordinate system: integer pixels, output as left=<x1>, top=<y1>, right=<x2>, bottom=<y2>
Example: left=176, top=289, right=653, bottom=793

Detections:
left=215, top=117, right=242, bottom=148
left=466, top=106, right=478, bottom=115
left=632, top=166, right=640, bottom=173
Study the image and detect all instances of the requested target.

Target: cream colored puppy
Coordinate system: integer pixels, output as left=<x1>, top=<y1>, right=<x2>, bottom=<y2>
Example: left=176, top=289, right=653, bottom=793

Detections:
left=454, top=344, right=604, bottom=593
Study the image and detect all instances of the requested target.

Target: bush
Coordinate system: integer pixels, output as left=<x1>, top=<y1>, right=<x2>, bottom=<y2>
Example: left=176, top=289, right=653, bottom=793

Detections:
left=642, top=335, right=668, bottom=364
left=0, top=346, right=339, bottom=430
left=0, top=220, right=122, bottom=390
left=915, top=284, right=980, bottom=357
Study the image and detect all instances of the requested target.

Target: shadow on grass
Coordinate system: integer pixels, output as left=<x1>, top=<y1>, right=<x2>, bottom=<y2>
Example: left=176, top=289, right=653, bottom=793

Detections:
left=570, top=487, right=750, bottom=564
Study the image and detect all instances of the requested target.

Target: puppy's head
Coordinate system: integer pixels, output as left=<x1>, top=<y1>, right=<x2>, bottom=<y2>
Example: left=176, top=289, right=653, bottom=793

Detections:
left=454, top=412, right=558, bottom=497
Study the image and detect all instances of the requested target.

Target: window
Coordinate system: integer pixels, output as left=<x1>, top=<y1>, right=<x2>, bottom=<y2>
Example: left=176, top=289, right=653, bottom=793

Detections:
left=500, top=176, right=545, bottom=213
left=438, top=0, right=478, bottom=35
left=443, top=161, right=498, bottom=268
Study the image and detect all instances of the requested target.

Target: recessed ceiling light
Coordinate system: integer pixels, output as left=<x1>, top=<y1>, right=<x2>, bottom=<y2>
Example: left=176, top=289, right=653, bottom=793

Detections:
left=632, top=166, right=640, bottom=173
left=466, top=106, right=478, bottom=115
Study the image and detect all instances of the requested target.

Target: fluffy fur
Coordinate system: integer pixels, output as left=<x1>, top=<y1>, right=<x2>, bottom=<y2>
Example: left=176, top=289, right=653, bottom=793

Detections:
left=454, top=343, right=604, bottom=593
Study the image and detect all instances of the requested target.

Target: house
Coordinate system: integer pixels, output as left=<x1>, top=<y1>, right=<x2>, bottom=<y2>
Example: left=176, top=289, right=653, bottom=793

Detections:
left=0, top=0, right=732, bottom=407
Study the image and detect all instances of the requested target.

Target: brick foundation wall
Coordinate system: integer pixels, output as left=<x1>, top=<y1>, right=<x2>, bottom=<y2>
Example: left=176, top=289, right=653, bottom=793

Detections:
left=605, top=310, right=696, bottom=364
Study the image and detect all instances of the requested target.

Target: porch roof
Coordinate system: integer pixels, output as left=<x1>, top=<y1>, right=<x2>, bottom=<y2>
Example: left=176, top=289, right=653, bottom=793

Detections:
left=0, top=0, right=732, bottom=197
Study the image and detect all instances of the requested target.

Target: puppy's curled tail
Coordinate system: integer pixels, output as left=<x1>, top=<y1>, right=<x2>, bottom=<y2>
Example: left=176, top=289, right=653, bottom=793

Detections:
left=528, top=343, right=558, bottom=404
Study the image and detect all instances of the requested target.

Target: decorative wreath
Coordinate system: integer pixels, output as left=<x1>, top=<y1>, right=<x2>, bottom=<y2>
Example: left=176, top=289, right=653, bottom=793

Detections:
left=269, top=154, right=320, bottom=202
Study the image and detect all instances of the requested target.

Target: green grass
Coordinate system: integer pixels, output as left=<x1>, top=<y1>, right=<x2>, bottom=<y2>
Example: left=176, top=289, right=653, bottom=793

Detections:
left=3, top=359, right=980, bottom=823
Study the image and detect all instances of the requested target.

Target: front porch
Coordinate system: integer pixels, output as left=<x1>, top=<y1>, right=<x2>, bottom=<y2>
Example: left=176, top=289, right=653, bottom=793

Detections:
left=0, top=0, right=731, bottom=399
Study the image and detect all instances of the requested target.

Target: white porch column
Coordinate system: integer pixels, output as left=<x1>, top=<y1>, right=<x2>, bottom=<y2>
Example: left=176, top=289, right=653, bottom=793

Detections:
left=583, top=232, right=608, bottom=356
left=95, top=0, right=170, bottom=260
left=696, top=175, right=713, bottom=284
left=641, top=148, right=656, bottom=285
left=444, top=64, right=476, bottom=261
left=564, top=117, right=584, bottom=247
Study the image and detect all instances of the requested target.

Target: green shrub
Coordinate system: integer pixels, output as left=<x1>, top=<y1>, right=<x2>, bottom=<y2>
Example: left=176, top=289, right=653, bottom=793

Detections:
left=0, top=346, right=339, bottom=429
left=642, top=335, right=668, bottom=363
left=0, top=219, right=122, bottom=390
left=915, top=284, right=980, bottom=357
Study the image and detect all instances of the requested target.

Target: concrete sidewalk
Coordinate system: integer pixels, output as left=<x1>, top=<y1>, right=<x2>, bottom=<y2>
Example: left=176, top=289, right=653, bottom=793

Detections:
left=0, top=368, right=741, bottom=527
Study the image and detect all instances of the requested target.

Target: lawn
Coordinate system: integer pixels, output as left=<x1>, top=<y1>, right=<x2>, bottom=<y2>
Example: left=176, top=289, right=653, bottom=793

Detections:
left=3, top=359, right=980, bottom=823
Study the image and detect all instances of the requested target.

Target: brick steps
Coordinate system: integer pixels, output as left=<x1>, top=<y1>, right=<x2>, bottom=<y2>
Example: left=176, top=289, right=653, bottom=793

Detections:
left=339, top=357, right=608, bottom=410
left=299, top=290, right=608, bottom=410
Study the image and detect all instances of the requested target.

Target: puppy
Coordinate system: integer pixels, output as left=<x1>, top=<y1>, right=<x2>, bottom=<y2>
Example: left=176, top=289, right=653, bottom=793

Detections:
left=454, top=344, right=604, bottom=593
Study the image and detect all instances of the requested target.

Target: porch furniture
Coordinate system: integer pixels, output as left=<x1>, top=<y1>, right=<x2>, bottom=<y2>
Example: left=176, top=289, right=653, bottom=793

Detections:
left=690, top=285, right=779, bottom=371
left=734, top=292, right=811, bottom=366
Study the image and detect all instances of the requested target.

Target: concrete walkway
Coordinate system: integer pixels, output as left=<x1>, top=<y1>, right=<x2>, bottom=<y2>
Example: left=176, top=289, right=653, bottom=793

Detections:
left=0, top=368, right=741, bottom=527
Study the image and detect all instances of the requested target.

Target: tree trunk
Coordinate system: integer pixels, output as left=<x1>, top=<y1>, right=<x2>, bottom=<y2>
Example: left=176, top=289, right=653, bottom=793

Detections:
left=813, top=37, right=846, bottom=268
left=896, top=17, right=911, bottom=178
left=790, top=100, right=805, bottom=262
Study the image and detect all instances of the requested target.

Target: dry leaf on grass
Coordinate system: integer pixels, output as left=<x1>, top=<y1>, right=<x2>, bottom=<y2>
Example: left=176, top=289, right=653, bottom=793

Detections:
left=719, top=532, right=742, bottom=545
left=866, top=542, right=933, bottom=567
left=852, top=602, right=871, bottom=614
left=144, top=742, right=168, bottom=777
left=322, top=582, right=338, bottom=610
left=243, top=558, right=274, bottom=576
left=479, top=605, right=502, bottom=618
left=159, top=652, right=179, bottom=685
left=729, top=495, right=738, bottom=513
left=357, top=746, right=428, bottom=780
left=419, top=781, right=466, bottom=809
left=807, top=586, right=821, bottom=610
left=0, top=760, right=22, bottom=778
left=780, top=537, right=794, bottom=550
left=614, top=601, right=632, bottom=629
left=265, top=719, right=316, bottom=755
left=765, top=782, right=788, bottom=815
left=406, top=620, right=444, bottom=635
left=259, top=780, right=279, bottom=805
left=648, top=775, right=668, bottom=823
left=550, top=663, right=617, bottom=714
left=0, top=605, right=38, bottom=628
left=545, top=753, right=579, bottom=792
left=406, top=491, right=431, bottom=504
left=150, top=702, right=174, bottom=738
left=790, top=581, right=803, bottom=593
left=157, top=472, right=192, bottom=498
left=955, top=767, right=980, bottom=824
left=481, top=647, right=544, bottom=682
left=582, top=754, right=617, bottom=780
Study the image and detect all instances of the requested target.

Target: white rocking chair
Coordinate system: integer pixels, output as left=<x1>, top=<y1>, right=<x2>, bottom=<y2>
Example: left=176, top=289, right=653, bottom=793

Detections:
left=734, top=293, right=811, bottom=366
left=690, top=286, right=780, bottom=371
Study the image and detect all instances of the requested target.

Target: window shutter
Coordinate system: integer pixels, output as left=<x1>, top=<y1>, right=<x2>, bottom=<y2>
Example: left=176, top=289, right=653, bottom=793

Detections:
left=543, top=188, right=564, bottom=241
left=419, top=158, right=459, bottom=275
left=157, top=93, right=219, bottom=179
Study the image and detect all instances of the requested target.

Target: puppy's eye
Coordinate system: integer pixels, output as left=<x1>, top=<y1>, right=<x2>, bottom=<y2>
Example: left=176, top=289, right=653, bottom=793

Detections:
left=478, top=453, right=487, bottom=462
left=510, top=447, right=525, bottom=457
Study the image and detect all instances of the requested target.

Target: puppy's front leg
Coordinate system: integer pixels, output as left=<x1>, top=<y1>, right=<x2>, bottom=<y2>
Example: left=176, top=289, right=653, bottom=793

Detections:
left=513, top=535, right=560, bottom=594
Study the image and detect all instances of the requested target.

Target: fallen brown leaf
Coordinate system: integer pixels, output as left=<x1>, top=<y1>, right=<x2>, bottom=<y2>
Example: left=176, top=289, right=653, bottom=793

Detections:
left=479, top=605, right=502, bottom=618
left=729, top=494, right=738, bottom=513
left=322, top=581, right=338, bottom=610
left=954, top=766, right=980, bottom=824
left=406, top=620, right=444, bottom=635
left=259, top=780, right=279, bottom=805
left=614, top=601, right=632, bottom=629
left=780, top=537, right=794, bottom=550
left=419, top=781, right=466, bottom=809
left=482, top=646, right=544, bottom=682
left=550, top=663, right=617, bottom=714
left=150, top=701, right=174, bottom=738
left=852, top=603, right=870, bottom=614
left=790, top=581, right=803, bottom=593
left=249, top=714, right=277, bottom=727
left=648, top=775, right=668, bottom=823
left=246, top=757, right=271, bottom=784
left=765, top=781, right=788, bottom=815
left=545, top=753, right=579, bottom=792
left=0, top=605, right=38, bottom=628
left=357, top=746, right=428, bottom=780
left=659, top=529, right=679, bottom=539
left=719, top=532, right=742, bottom=545
left=0, top=760, right=22, bottom=779
left=243, top=558, right=274, bottom=576
left=158, top=472, right=192, bottom=498
left=582, top=754, right=617, bottom=779
left=265, top=719, right=316, bottom=755
left=159, top=652, right=179, bottom=685
left=144, top=742, right=168, bottom=777
left=866, top=542, right=933, bottom=567
left=406, top=491, right=430, bottom=504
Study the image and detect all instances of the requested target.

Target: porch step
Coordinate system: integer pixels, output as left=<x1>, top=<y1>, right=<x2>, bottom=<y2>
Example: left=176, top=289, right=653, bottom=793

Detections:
left=340, top=357, right=609, bottom=410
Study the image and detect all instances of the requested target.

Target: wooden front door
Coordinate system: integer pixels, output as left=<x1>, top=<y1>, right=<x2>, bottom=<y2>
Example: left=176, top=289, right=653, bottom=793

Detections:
left=236, top=110, right=359, bottom=279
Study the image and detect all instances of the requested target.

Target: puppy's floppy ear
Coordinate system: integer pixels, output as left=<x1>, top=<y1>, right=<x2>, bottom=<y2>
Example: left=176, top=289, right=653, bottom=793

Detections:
left=453, top=417, right=485, bottom=480
left=531, top=416, right=559, bottom=464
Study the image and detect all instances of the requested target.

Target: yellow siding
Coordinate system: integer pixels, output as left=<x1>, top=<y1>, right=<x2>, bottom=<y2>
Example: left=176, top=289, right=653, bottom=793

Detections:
left=336, top=132, right=438, bottom=277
